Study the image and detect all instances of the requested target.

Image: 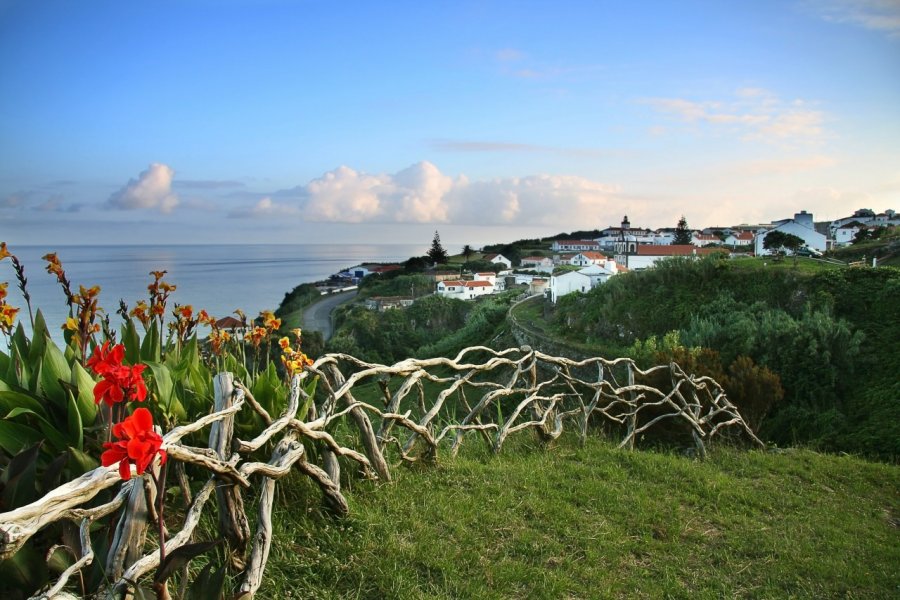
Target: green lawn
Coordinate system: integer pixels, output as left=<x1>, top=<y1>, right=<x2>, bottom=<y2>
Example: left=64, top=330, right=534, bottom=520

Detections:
left=261, top=437, right=899, bottom=599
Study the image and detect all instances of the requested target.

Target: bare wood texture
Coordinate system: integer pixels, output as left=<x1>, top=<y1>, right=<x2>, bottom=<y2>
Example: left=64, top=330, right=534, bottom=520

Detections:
left=0, top=347, right=762, bottom=598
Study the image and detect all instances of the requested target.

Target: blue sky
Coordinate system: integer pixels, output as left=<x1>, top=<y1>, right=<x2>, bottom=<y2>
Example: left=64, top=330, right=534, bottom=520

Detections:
left=1, top=0, right=898, bottom=247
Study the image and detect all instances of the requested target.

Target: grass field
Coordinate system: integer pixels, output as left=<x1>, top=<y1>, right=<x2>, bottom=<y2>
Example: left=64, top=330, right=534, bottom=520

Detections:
left=259, top=437, right=899, bottom=599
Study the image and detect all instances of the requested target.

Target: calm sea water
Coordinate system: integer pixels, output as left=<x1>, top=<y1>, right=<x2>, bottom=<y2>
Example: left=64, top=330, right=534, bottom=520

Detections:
left=1, top=244, right=426, bottom=344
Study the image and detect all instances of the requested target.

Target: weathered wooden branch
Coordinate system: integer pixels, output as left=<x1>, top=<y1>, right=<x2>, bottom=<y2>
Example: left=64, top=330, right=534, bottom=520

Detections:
left=0, top=345, right=762, bottom=599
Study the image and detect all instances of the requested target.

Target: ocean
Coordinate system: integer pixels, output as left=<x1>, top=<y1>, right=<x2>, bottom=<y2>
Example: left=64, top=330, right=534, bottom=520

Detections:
left=0, top=243, right=426, bottom=344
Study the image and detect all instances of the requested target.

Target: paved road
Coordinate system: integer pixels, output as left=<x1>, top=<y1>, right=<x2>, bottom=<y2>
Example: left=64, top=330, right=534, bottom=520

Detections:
left=301, top=290, right=358, bottom=341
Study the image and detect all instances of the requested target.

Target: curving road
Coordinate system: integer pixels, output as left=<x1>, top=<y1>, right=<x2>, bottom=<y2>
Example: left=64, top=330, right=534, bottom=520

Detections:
left=301, top=290, right=358, bottom=341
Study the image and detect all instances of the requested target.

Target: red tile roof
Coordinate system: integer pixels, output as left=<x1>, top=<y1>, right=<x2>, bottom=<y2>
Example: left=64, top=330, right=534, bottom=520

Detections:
left=636, top=245, right=727, bottom=256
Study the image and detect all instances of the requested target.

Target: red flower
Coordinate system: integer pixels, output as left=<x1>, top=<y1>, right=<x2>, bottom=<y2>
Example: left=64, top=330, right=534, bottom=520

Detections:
left=101, top=407, right=167, bottom=480
left=86, top=341, right=124, bottom=376
left=87, top=342, right=148, bottom=406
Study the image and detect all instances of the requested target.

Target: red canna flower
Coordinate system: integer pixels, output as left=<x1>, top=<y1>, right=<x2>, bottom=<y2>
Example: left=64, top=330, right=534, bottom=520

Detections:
left=86, top=341, right=124, bottom=375
left=101, top=407, right=166, bottom=480
left=87, top=342, right=148, bottom=406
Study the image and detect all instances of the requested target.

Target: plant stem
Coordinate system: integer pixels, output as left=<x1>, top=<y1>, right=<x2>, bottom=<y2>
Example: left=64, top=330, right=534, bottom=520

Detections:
left=156, top=461, right=168, bottom=564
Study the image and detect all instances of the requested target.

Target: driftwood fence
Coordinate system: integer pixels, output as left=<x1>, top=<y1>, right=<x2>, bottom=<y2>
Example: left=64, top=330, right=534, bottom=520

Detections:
left=0, top=345, right=762, bottom=599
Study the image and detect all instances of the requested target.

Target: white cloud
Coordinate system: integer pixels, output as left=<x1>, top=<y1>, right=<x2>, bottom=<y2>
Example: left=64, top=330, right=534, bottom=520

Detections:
left=644, top=89, right=826, bottom=143
left=807, top=0, right=900, bottom=36
left=228, top=197, right=300, bottom=219
left=259, top=162, right=624, bottom=228
left=108, top=163, right=179, bottom=213
left=303, top=166, right=388, bottom=222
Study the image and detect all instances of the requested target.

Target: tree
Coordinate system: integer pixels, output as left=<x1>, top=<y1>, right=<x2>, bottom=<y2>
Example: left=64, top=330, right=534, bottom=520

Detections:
left=673, top=216, right=692, bottom=245
left=763, top=230, right=805, bottom=258
left=427, top=231, right=449, bottom=264
left=461, top=244, right=474, bottom=262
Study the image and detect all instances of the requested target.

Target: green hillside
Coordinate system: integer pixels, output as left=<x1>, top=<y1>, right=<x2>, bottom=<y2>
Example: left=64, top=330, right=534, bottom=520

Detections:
left=549, top=257, right=900, bottom=458
left=263, top=438, right=899, bottom=599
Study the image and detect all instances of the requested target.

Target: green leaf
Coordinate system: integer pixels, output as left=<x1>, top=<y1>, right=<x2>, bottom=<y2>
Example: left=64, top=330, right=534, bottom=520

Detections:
left=0, top=390, right=49, bottom=420
left=0, top=540, right=48, bottom=591
left=144, top=361, right=175, bottom=415
left=70, top=361, right=99, bottom=425
left=67, top=391, right=84, bottom=452
left=67, top=446, right=99, bottom=474
left=0, top=420, right=44, bottom=457
left=154, top=540, right=222, bottom=586
left=39, top=342, right=72, bottom=407
left=1, top=442, right=42, bottom=509
left=141, top=321, right=161, bottom=363
left=3, top=407, right=70, bottom=454
left=122, top=318, right=141, bottom=366
left=28, top=309, right=49, bottom=363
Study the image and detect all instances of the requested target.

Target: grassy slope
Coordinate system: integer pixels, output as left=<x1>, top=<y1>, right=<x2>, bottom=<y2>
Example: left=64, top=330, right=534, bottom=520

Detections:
left=262, top=437, right=899, bottom=599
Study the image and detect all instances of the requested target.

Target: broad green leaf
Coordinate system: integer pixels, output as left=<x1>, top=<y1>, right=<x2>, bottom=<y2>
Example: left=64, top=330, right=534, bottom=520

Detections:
left=3, top=407, right=70, bottom=453
left=0, top=390, right=49, bottom=419
left=1, top=442, right=41, bottom=509
left=10, top=322, right=29, bottom=360
left=70, top=361, right=99, bottom=425
left=28, top=309, right=49, bottom=363
left=39, top=342, right=71, bottom=407
left=141, top=321, right=161, bottom=363
left=0, top=537, right=48, bottom=590
left=145, top=361, right=175, bottom=415
left=123, top=318, right=141, bottom=365
left=0, top=420, right=44, bottom=455
left=67, top=391, right=83, bottom=452
left=67, top=446, right=99, bottom=474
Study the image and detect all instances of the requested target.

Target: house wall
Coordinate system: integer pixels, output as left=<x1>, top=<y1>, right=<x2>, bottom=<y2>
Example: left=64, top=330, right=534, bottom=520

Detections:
left=754, top=220, right=827, bottom=255
left=549, top=272, right=592, bottom=303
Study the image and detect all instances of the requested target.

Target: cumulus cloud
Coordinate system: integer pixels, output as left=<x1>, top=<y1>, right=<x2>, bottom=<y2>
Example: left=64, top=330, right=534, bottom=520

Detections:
left=107, top=163, right=179, bottom=213
left=644, top=89, right=826, bottom=143
left=228, top=197, right=301, bottom=219
left=302, top=166, right=389, bottom=222
left=245, top=162, right=624, bottom=228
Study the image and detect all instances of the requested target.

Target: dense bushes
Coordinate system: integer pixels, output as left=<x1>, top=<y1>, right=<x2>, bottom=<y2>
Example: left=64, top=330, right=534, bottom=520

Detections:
left=327, top=293, right=516, bottom=364
left=555, top=258, right=900, bottom=458
left=275, top=283, right=322, bottom=317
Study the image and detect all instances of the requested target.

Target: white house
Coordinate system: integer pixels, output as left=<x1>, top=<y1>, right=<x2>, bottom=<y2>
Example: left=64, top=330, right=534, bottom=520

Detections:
left=482, top=253, right=512, bottom=269
left=549, top=271, right=592, bottom=303
left=723, top=231, right=754, bottom=248
left=616, top=245, right=727, bottom=270
left=551, top=240, right=602, bottom=252
left=578, top=261, right=619, bottom=286
left=834, top=224, right=864, bottom=246
left=754, top=210, right=827, bottom=256
left=436, top=279, right=494, bottom=300
left=691, top=233, right=721, bottom=247
left=568, top=251, right=607, bottom=267
left=520, top=256, right=554, bottom=272
left=474, top=272, right=505, bottom=291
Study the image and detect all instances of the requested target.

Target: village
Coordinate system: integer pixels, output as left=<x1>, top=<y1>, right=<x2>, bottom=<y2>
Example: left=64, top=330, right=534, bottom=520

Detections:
left=329, top=207, right=898, bottom=310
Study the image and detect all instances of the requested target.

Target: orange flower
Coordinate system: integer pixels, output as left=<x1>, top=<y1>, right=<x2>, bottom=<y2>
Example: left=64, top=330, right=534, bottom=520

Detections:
left=176, top=304, right=193, bottom=319
left=278, top=336, right=291, bottom=351
left=0, top=282, right=7, bottom=301
left=0, top=304, right=18, bottom=332
left=79, top=285, right=101, bottom=299
left=149, top=270, right=167, bottom=281
left=0, top=242, right=10, bottom=261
